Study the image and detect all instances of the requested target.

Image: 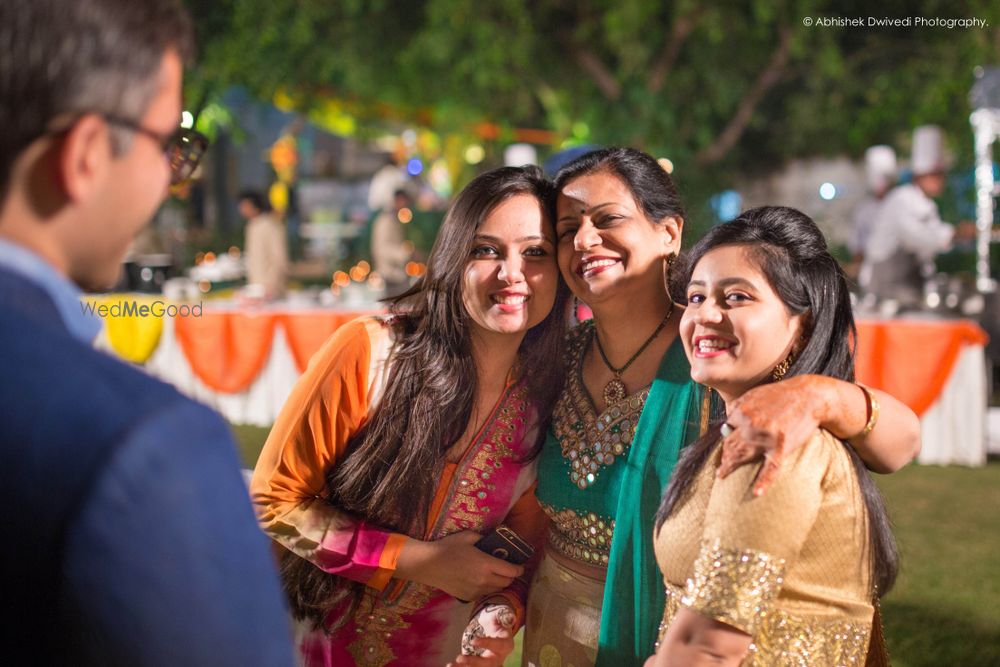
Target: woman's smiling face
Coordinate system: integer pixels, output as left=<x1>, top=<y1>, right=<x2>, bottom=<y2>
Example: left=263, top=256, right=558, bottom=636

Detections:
left=680, top=244, right=804, bottom=403
left=554, top=171, right=680, bottom=306
left=461, top=194, right=558, bottom=340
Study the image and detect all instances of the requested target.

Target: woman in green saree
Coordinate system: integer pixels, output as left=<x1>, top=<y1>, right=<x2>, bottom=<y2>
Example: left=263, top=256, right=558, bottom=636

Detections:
left=521, top=147, right=920, bottom=667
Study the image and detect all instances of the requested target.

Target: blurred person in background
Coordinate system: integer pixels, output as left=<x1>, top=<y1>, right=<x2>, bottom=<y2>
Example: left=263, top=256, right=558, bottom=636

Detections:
left=239, top=189, right=289, bottom=300
left=862, top=125, right=976, bottom=309
left=849, top=145, right=896, bottom=284
left=371, top=188, right=415, bottom=297
left=367, top=152, right=408, bottom=214
left=0, top=1, right=293, bottom=664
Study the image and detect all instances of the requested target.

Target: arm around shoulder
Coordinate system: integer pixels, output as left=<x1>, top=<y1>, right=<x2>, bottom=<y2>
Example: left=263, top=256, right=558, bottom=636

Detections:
left=813, top=377, right=920, bottom=473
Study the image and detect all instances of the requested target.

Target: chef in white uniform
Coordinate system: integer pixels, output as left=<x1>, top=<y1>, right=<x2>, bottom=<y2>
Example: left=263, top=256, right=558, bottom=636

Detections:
left=862, top=125, right=972, bottom=307
left=850, top=145, right=897, bottom=282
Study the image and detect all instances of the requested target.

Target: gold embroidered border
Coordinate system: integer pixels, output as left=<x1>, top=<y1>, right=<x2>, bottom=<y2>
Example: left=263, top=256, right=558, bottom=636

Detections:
left=682, top=539, right=786, bottom=636
left=345, top=586, right=430, bottom=665
left=437, top=383, right=527, bottom=535
left=346, top=384, right=529, bottom=663
left=660, top=581, right=872, bottom=666
left=539, top=502, right=614, bottom=567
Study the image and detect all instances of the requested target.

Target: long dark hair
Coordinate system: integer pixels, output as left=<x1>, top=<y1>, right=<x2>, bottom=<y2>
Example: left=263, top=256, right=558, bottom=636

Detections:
left=281, top=165, right=570, bottom=627
left=656, top=206, right=898, bottom=597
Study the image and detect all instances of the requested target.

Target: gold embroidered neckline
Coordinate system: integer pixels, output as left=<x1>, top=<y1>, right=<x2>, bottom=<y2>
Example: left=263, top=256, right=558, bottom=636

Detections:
left=553, top=323, right=651, bottom=489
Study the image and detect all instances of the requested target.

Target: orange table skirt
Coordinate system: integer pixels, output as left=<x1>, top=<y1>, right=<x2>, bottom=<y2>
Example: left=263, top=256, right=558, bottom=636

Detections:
left=174, top=308, right=381, bottom=394
left=855, top=319, right=988, bottom=417
left=133, top=307, right=989, bottom=415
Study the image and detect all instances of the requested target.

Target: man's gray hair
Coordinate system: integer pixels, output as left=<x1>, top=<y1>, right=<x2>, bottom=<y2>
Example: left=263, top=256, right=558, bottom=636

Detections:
left=0, top=0, right=194, bottom=199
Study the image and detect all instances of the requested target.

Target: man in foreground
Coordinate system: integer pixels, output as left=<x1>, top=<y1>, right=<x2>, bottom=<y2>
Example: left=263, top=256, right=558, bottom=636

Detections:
left=0, top=1, right=293, bottom=663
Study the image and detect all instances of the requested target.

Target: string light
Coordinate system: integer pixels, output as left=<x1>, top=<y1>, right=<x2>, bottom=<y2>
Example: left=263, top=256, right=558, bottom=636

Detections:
left=464, top=145, right=485, bottom=164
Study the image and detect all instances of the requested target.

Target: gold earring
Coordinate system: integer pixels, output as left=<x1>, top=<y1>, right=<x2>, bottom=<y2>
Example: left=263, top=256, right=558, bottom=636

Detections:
left=663, top=252, right=678, bottom=303
left=771, top=354, right=793, bottom=381
left=664, top=252, right=678, bottom=280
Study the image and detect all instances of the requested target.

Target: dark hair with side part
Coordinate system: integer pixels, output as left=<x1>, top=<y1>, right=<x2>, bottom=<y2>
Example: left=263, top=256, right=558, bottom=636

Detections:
left=552, top=146, right=686, bottom=228
left=280, top=165, right=571, bottom=627
left=656, top=206, right=898, bottom=597
left=0, top=0, right=194, bottom=200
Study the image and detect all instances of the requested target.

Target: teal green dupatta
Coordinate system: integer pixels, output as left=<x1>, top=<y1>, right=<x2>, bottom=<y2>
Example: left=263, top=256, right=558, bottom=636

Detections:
left=595, top=338, right=706, bottom=666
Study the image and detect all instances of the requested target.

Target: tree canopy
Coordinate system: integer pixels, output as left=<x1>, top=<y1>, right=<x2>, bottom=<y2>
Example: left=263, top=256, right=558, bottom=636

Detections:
left=185, top=0, right=1000, bottom=191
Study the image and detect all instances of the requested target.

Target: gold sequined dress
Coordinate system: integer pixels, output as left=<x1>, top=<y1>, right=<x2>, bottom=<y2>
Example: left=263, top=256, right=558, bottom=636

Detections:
left=653, top=429, right=876, bottom=666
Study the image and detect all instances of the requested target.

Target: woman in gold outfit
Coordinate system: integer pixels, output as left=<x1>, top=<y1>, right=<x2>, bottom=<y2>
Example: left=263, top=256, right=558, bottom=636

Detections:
left=650, top=206, right=897, bottom=666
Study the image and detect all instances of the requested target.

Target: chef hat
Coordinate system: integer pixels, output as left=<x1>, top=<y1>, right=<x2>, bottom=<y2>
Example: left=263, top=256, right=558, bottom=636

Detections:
left=864, top=145, right=897, bottom=191
left=504, top=143, right=538, bottom=167
left=911, top=125, right=947, bottom=176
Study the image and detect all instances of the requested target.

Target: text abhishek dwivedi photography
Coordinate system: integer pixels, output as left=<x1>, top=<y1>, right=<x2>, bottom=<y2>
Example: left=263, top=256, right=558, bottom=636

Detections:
left=1, top=1, right=998, bottom=666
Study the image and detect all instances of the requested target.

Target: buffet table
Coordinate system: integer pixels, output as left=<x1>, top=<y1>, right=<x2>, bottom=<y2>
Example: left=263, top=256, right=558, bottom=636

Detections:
left=855, top=318, right=989, bottom=466
left=92, top=299, right=381, bottom=426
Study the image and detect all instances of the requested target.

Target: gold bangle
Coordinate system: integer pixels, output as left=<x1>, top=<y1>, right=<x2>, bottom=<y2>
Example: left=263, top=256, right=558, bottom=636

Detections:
left=853, top=384, right=880, bottom=439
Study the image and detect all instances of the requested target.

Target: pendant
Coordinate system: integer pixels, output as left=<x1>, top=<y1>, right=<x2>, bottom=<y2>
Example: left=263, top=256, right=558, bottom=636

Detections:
left=603, top=378, right=627, bottom=405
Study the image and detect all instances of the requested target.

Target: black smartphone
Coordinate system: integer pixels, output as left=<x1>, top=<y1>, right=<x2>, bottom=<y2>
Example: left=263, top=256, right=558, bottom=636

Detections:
left=474, top=525, right=534, bottom=565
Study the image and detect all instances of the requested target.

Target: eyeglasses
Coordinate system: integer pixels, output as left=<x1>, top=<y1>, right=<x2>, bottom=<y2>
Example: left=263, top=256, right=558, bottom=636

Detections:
left=102, top=114, right=209, bottom=185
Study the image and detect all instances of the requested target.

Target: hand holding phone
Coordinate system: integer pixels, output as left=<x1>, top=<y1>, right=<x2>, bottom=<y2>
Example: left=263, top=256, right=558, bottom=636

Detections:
left=473, top=525, right=534, bottom=565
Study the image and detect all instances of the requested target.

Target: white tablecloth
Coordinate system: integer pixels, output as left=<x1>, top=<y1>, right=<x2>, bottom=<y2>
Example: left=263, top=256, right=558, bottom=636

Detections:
left=143, top=317, right=300, bottom=427
left=918, top=345, right=987, bottom=466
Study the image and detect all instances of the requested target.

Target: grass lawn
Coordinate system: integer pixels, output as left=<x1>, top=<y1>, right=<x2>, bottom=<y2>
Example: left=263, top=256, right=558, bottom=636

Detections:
left=874, top=462, right=1000, bottom=666
left=233, top=424, right=1000, bottom=666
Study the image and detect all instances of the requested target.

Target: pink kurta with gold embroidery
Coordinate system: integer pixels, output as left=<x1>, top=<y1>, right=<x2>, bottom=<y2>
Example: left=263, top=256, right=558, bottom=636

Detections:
left=251, top=316, right=546, bottom=666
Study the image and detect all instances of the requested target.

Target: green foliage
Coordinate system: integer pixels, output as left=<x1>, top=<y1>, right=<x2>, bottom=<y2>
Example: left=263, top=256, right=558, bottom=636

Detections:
left=186, top=0, right=1000, bottom=197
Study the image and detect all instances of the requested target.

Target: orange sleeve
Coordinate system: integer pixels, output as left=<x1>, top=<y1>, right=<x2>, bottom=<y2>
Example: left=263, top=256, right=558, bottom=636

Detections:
left=250, top=317, right=405, bottom=589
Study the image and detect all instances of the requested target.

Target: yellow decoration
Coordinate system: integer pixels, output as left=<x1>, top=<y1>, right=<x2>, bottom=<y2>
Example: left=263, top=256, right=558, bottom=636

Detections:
left=269, top=181, right=289, bottom=214
left=273, top=90, right=298, bottom=112
left=312, top=99, right=357, bottom=136
left=85, top=294, right=165, bottom=364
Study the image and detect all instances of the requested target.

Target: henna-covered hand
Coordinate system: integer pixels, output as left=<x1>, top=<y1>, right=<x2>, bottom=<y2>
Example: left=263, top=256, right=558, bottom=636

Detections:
left=717, top=376, right=825, bottom=496
left=718, top=374, right=920, bottom=491
left=449, top=603, right=516, bottom=667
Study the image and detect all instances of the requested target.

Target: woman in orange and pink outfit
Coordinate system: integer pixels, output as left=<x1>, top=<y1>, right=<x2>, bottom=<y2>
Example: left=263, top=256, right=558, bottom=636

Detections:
left=251, top=166, right=569, bottom=666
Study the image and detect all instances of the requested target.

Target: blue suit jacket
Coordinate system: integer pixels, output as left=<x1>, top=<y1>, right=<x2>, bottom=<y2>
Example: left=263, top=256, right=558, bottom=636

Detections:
left=0, top=268, right=294, bottom=665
